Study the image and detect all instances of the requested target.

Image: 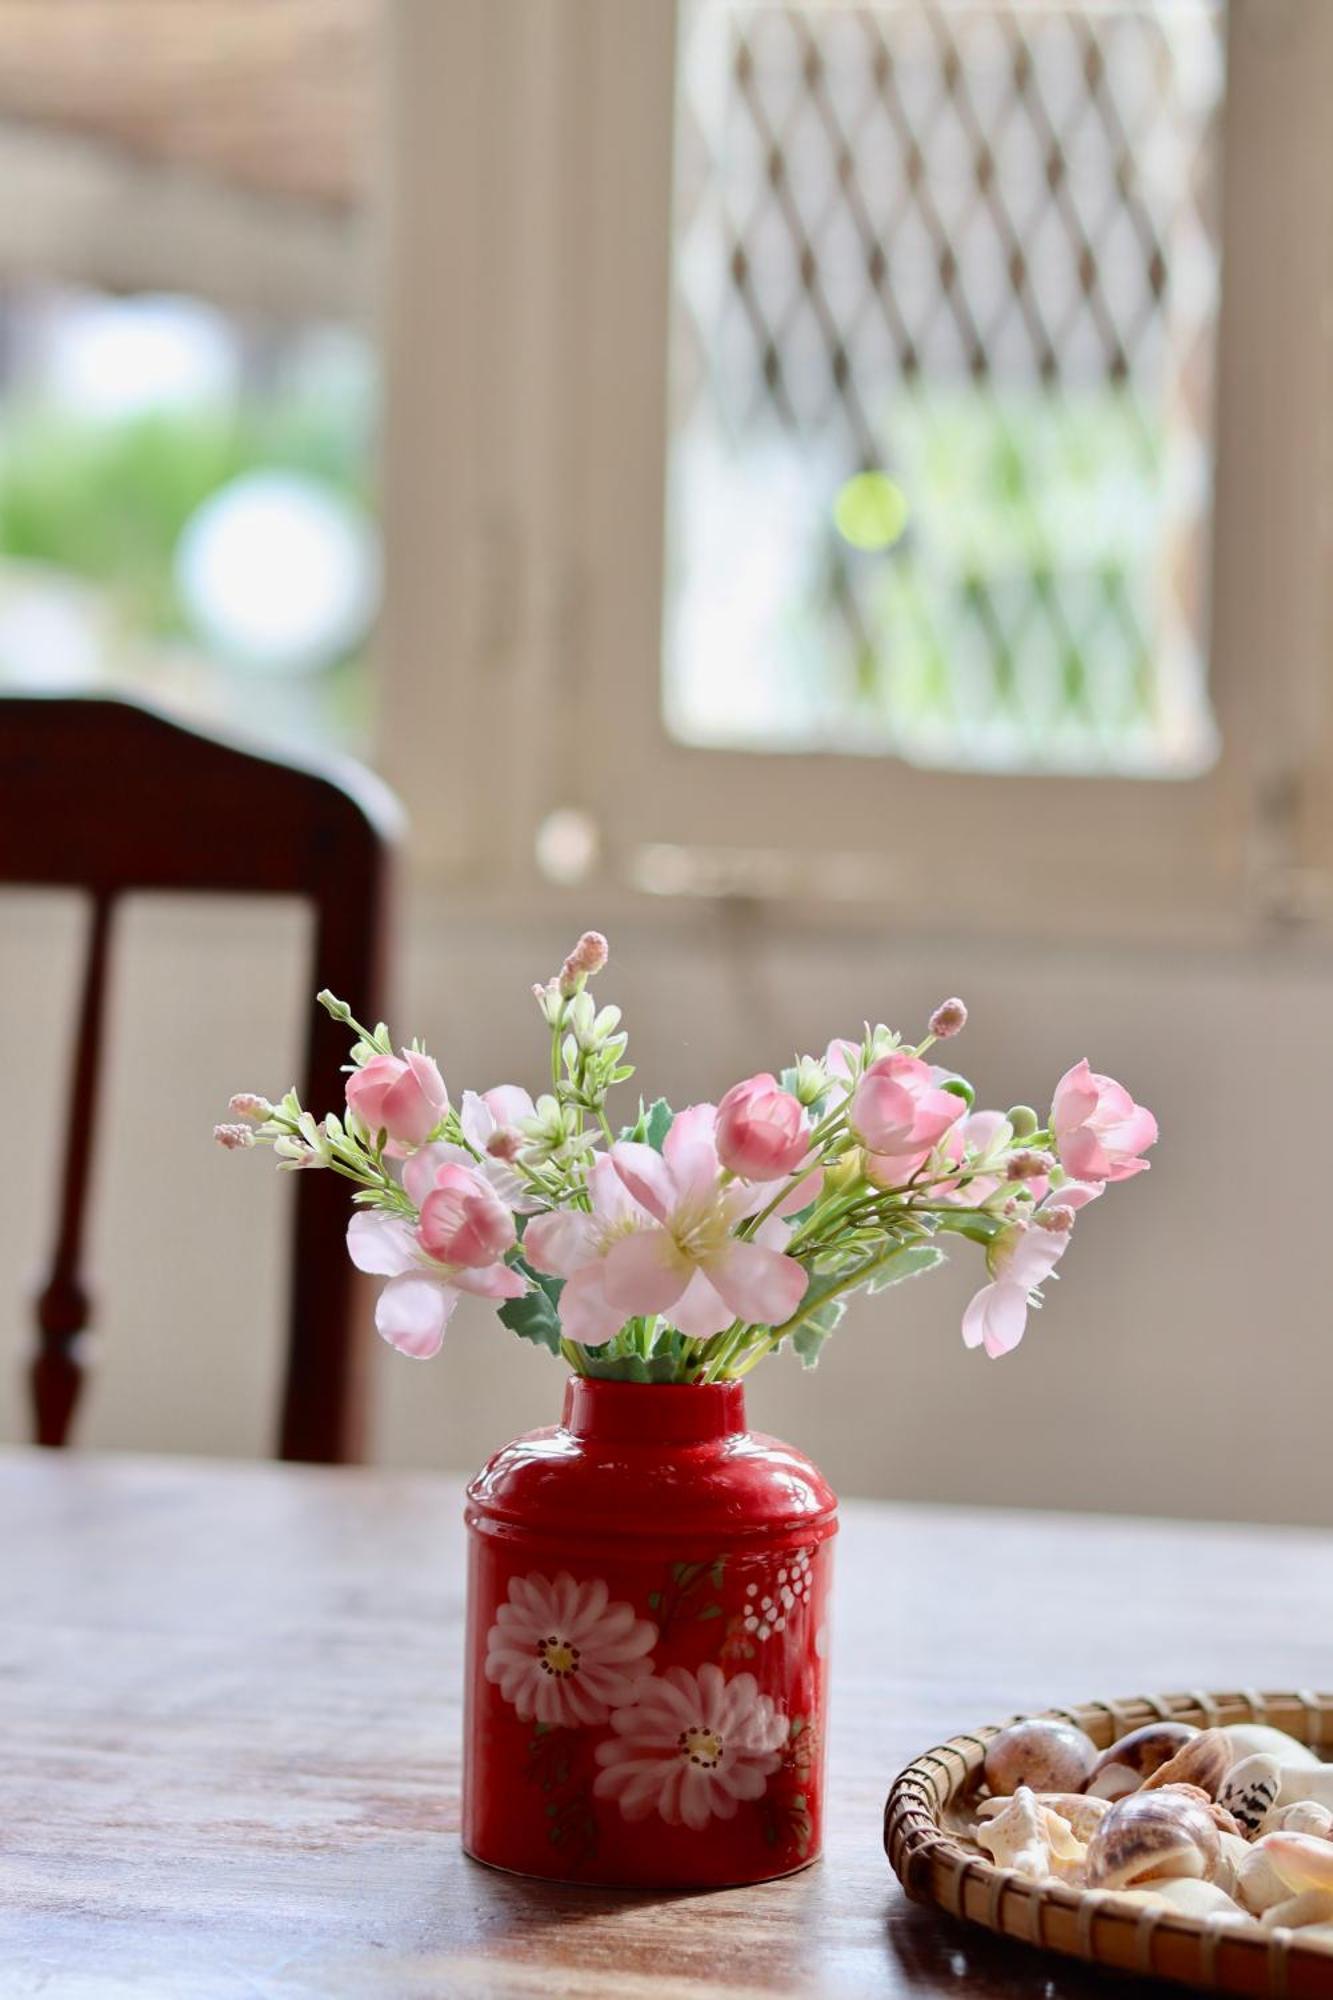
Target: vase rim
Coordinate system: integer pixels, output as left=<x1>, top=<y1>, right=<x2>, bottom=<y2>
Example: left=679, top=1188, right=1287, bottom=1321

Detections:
left=561, top=1375, right=745, bottom=1444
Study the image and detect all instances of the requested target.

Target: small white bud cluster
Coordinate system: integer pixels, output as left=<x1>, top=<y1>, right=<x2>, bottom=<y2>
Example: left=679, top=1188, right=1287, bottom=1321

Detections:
left=518, top=1094, right=599, bottom=1167
left=790, top=1054, right=829, bottom=1108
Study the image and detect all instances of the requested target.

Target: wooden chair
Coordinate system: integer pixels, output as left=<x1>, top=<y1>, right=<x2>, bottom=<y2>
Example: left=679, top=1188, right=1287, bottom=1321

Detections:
left=0, top=692, right=402, bottom=1463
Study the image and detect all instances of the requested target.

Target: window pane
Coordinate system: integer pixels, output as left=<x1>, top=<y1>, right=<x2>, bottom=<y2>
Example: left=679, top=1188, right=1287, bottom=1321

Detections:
left=663, top=0, right=1225, bottom=775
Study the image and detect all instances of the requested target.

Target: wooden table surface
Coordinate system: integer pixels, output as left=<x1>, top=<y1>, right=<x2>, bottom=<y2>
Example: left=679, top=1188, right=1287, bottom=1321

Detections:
left=3, top=1450, right=1333, bottom=2000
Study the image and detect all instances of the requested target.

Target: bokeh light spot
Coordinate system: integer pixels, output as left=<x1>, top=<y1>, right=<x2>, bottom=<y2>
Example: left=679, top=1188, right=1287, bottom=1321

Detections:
left=833, top=470, right=909, bottom=551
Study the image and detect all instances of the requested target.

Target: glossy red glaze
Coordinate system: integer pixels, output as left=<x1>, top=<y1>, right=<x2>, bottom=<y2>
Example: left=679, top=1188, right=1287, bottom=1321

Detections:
left=463, top=1378, right=838, bottom=1888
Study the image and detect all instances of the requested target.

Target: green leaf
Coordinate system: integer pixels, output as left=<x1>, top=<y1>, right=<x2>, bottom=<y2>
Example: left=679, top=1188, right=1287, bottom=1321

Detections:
left=930, top=1210, right=1004, bottom=1246
left=497, top=1261, right=564, bottom=1354
left=643, top=1098, right=674, bottom=1151
left=698, top=1602, right=723, bottom=1620
left=647, top=1591, right=662, bottom=1610
left=939, top=1076, right=975, bottom=1108
left=865, top=1243, right=946, bottom=1292
left=791, top=1295, right=846, bottom=1369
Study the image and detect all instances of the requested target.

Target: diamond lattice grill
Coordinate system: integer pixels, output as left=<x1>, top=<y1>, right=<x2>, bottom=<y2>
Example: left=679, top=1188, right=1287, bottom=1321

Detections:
left=664, top=0, right=1225, bottom=774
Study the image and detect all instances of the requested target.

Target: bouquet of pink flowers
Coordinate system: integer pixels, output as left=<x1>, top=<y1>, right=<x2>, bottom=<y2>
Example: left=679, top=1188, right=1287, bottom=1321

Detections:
left=216, top=932, right=1155, bottom=1381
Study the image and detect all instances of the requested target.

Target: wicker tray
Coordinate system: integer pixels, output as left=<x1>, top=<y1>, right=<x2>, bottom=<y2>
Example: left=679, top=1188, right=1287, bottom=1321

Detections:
left=885, top=1689, right=1333, bottom=1997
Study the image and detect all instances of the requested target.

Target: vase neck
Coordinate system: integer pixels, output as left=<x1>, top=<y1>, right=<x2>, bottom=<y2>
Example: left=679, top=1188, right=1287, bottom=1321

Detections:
left=560, top=1377, right=746, bottom=1444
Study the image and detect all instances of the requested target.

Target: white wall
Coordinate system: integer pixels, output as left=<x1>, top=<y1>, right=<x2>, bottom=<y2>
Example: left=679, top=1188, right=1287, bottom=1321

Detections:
left=4, top=884, right=1328, bottom=1525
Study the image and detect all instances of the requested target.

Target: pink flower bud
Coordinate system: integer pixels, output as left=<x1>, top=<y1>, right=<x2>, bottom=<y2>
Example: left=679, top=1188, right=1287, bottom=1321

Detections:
left=486, top=1128, right=524, bottom=1163
left=1051, top=1059, right=1157, bottom=1183
left=558, top=930, right=610, bottom=995
left=1034, top=1203, right=1075, bottom=1234
left=715, top=1073, right=812, bottom=1182
left=213, top=1122, right=254, bottom=1150
left=849, top=1051, right=965, bottom=1175
left=928, top=997, right=968, bottom=1039
left=345, top=1050, right=448, bottom=1147
left=417, top=1164, right=517, bottom=1268
left=1006, top=1148, right=1055, bottom=1181
left=228, top=1093, right=271, bottom=1121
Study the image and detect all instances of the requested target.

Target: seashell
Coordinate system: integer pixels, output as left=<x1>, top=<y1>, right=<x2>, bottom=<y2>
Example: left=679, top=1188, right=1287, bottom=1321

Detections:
left=1259, top=1830, right=1333, bottom=1895
left=1084, top=1789, right=1220, bottom=1891
left=1235, top=1842, right=1293, bottom=1916
left=1152, top=1782, right=1242, bottom=1837
left=1275, top=1763, right=1333, bottom=1812
left=1223, top=1723, right=1323, bottom=1770
left=1032, top=1792, right=1113, bottom=1843
left=1219, top=1753, right=1282, bottom=1836
left=1265, top=1800, right=1333, bottom=1840
left=1261, top=1889, right=1333, bottom=1931
left=975, top=1786, right=1066, bottom=1880
left=1086, top=1721, right=1197, bottom=1800
left=1110, top=1879, right=1250, bottom=1921
left=983, top=1718, right=1098, bottom=1797
left=1141, top=1728, right=1234, bottom=1801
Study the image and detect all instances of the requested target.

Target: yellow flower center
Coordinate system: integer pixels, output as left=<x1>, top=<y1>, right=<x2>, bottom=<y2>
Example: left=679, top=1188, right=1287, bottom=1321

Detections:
left=678, top=1725, right=724, bottom=1769
left=668, top=1192, right=733, bottom=1264
left=537, top=1635, right=580, bottom=1679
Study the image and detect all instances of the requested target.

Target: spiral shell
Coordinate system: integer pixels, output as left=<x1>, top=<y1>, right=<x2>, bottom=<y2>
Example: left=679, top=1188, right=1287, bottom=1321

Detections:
left=982, top=1718, right=1098, bottom=1798
left=1266, top=1800, right=1333, bottom=1840
left=974, top=1786, right=1081, bottom=1879
left=1086, top=1721, right=1197, bottom=1801
left=1084, top=1789, right=1221, bottom=1891
left=1031, top=1792, right=1112, bottom=1843
left=1219, top=1754, right=1282, bottom=1837
left=1141, top=1727, right=1234, bottom=1802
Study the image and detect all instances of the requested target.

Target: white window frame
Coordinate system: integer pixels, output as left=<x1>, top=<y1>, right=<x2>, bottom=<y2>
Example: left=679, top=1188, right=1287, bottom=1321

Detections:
left=377, top=0, right=1333, bottom=946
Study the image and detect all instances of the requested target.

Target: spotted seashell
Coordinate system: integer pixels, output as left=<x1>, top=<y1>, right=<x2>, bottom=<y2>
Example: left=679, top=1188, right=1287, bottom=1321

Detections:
left=1084, top=1789, right=1221, bottom=1892
left=983, top=1719, right=1098, bottom=1798
left=1265, top=1800, right=1333, bottom=1840
left=1219, top=1754, right=1282, bottom=1837
left=1142, top=1728, right=1234, bottom=1802
left=1086, top=1721, right=1197, bottom=1801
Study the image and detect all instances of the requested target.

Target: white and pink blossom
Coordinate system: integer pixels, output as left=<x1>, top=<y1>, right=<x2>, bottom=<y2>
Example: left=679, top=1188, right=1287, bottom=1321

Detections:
left=605, top=1106, right=813, bottom=1340
left=346, top=1185, right=524, bottom=1359
left=961, top=1182, right=1102, bottom=1359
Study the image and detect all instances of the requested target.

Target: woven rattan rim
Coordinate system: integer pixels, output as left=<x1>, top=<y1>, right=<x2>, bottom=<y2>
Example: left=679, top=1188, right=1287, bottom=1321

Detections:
left=884, top=1689, right=1333, bottom=1997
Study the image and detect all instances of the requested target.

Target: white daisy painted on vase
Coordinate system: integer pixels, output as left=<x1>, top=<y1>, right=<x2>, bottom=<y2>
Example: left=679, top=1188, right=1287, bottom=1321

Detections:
left=593, top=1663, right=788, bottom=1830
left=484, top=1572, right=656, bottom=1727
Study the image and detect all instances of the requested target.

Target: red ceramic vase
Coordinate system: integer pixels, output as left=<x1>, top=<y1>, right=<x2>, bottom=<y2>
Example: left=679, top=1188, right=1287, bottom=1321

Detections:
left=463, top=1377, right=838, bottom=1889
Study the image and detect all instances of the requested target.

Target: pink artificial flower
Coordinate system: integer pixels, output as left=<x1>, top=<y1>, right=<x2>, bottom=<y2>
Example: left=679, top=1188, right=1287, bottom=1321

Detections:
left=715, top=1074, right=812, bottom=1182
left=402, top=1086, right=540, bottom=1214
left=605, top=1105, right=810, bottom=1340
left=1051, top=1060, right=1157, bottom=1184
left=417, top=1162, right=517, bottom=1267
left=961, top=1182, right=1101, bottom=1359
left=523, top=1156, right=659, bottom=1346
left=345, top=1050, right=448, bottom=1149
left=526, top=1107, right=812, bottom=1344
left=850, top=1051, right=966, bottom=1181
left=346, top=1188, right=524, bottom=1359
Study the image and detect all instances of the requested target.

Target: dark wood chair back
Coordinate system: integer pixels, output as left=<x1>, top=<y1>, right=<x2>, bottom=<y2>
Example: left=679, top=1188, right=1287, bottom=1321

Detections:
left=0, top=692, right=401, bottom=1462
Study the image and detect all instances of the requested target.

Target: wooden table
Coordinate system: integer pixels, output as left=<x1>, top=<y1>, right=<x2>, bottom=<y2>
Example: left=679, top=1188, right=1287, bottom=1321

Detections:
left=4, top=1450, right=1332, bottom=1999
